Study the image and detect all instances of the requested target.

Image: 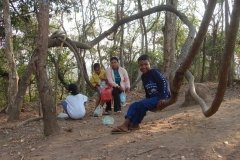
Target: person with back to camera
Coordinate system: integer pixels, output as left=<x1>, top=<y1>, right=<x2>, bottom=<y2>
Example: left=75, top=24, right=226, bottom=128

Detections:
left=90, top=63, right=112, bottom=115
left=62, top=84, right=88, bottom=119
left=106, top=57, right=131, bottom=114
left=111, top=54, right=170, bottom=133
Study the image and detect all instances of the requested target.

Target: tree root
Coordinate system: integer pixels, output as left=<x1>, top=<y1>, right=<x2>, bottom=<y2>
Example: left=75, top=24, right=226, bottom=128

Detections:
left=16, top=116, right=43, bottom=128
left=0, top=107, right=7, bottom=114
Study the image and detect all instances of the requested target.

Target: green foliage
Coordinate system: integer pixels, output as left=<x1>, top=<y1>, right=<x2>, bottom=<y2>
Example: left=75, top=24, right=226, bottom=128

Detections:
left=149, top=51, right=164, bottom=71
left=0, top=50, right=8, bottom=107
left=85, top=84, right=96, bottom=97
left=125, top=60, right=139, bottom=84
left=0, top=77, right=8, bottom=107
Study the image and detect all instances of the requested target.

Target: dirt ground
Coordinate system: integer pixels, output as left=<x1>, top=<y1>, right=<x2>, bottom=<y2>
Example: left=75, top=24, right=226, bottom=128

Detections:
left=0, top=82, right=240, bottom=160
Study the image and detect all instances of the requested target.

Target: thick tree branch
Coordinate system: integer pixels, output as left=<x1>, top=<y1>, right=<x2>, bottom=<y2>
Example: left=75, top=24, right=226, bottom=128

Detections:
left=48, top=5, right=194, bottom=50
left=153, top=0, right=218, bottom=112
left=206, top=0, right=240, bottom=117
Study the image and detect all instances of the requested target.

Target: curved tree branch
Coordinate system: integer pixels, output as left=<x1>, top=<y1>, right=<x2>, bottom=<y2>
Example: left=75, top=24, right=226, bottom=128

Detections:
left=205, top=0, right=240, bottom=117
left=48, top=5, right=195, bottom=50
left=185, top=70, right=209, bottom=113
left=56, top=36, right=95, bottom=90
left=153, top=0, right=240, bottom=118
left=152, top=0, right=218, bottom=113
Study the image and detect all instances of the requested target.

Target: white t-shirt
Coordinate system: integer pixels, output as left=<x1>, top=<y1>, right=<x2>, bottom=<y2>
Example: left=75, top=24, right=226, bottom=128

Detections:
left=65, top=94, right=88, bottom=119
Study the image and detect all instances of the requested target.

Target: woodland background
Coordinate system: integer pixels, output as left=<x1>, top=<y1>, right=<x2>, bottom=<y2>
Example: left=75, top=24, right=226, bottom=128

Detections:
left=0, top=0, right=240, bottom=136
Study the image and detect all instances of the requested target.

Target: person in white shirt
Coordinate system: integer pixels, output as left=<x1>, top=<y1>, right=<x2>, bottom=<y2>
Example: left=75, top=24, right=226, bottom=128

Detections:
left=62, top=84, right=88, bottom=119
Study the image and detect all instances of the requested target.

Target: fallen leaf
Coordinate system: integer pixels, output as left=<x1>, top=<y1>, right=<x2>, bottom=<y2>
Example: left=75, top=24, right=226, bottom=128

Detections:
left=3, top=143, right=9, bottom=147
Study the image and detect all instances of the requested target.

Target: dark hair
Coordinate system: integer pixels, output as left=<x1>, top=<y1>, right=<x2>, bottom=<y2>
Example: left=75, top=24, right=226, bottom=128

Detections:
left=110, top=56, right=119, bottom=62
left=68, top=84, right=78, bottom=95
left=137, top=54, right=150, bottom=63
left=93, top=63, right=100, bottom=69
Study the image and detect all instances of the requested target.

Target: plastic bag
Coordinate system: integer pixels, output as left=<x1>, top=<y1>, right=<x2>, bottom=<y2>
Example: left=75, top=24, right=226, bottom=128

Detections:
left=100, top=81, right=107, bottom=88
left=57, top=113, right=69, bottom=118
left=99, top=81, right=108, bottom=93
left=101, top=83, right=113, bottom=101
left=102, top=116, right=114, bottom=125
left=120, top=91, right=126, bottom=103
left=93, top=105, right=103, bottom=117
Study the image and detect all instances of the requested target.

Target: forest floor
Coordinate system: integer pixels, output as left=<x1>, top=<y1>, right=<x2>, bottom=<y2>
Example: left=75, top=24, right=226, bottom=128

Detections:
left=0, top=82, right=240, bottom=160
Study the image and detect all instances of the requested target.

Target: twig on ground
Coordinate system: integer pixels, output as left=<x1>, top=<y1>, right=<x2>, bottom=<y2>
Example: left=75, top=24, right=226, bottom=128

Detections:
left=211, top=147, right=216, bottom=153
left=75, top=136, right=101, bottom=142
left=133, top=147, right=157, bottom=156
left=16, top=117, right=43, bottom=128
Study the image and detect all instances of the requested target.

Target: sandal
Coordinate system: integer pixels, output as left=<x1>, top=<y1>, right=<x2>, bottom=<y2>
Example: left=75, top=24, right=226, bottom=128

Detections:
left=111, top=127, right=130, bottom=134
left=103, top=111, right=110, bottom=115
left=114, top=111, right=122, bottom=115
left=129, top=126, right=141, bottom=130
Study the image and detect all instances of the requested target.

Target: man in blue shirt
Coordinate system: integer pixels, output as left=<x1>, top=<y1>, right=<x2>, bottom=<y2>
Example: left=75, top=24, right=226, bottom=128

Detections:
left=111, top=54, right=170, bottom=133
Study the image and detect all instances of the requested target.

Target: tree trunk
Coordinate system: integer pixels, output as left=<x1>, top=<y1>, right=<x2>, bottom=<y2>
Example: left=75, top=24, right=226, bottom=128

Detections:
left=163, top=0, right=177, bottom=81
left=80, top=50, right=86, bottom=95
left=138, top=0, right=148, bottom=55
left=8, top=59, right=33, bottom=121
left=158, top=0, right=217, bottom=112
left=3, top=0, right=19, bottom=113
left=225, top=0, right=233, bottom=87
left=118, top=0, right=125, bottom=67
left=33, top=0, right=59, bottom=136
left=208, top=20, right=219, bottom=81
left=136, top=0, right=147, bottom=90
left=200, top=37, right=206, bottom=82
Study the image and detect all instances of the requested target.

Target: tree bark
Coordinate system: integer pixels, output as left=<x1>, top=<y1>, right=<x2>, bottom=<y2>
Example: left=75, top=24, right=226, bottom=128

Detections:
left=3, top=0, right=19, bottom=113
left=119, top=0, right=125, bottom=67
left=33, top=0, right=59, bottom=135
left=138, top=0, right=148, bottom=55
left=225, top=0, right=233, bottom=87
left=8, top=62, right=33, bottom=121
left=163, top=0, right=177, bottom=81
left=200, top=37, right=206, bottom=82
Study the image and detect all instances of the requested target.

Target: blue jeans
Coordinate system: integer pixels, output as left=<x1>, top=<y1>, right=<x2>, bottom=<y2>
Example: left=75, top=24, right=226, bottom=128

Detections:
left=62, top=101, right=68, bottom=113
left=125, top=96, right=167, bottom=126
